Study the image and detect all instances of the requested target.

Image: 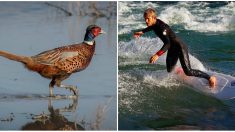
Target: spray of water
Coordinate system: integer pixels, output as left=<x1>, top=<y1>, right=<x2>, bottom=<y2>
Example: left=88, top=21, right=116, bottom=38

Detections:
left=119, top=2, right=235, bottom=34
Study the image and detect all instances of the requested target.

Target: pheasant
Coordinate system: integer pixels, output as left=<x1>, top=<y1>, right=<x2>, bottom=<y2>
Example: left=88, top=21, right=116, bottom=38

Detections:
left=0, top=25, right=105, bottom=97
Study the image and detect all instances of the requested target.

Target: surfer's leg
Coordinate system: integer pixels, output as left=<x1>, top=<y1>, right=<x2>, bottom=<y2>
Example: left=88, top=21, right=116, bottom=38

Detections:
left=178, top=47, right=210, bottom=80
left=171, top=37, right=216, bottom=88
left=178, top=47, right=217, bottom=88
left=166, top=47, right=179, bottom=72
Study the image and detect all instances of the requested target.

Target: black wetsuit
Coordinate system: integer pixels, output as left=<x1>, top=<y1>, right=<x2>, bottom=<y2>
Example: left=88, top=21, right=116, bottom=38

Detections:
left=141, top=19, right=210, bottom=80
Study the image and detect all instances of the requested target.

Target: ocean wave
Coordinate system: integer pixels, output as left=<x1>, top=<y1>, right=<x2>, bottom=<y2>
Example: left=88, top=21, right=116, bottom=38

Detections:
left=119, top=37, right=207, bottom=71
left=118, top=70, right=180, bottom=113
left=159, top=2, right=235, bottom=32
left=119, top=1, right=235, bottom=34
left=119, top=37, right=161, bottom=56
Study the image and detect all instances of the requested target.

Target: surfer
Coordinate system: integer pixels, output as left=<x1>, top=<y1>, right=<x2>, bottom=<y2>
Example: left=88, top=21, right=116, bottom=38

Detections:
left=133, top=8, right=217, bottom=88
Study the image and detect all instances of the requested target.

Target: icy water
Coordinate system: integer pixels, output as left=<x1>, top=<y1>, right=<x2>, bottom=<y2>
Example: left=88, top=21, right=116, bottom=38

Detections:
left=0, top=2, right=117, bottom=130
left=119, top=1, right=235, bottom=130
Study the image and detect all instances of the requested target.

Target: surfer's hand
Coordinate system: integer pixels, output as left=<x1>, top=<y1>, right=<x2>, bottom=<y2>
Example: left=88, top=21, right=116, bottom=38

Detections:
left=134, top=31, right=144, bottom=39
left=149, top=54, right=159, bottom=64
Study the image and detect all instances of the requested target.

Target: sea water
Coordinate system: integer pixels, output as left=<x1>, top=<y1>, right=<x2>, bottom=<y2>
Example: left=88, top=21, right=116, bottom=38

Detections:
left=119, top=1, right=235, bottom=130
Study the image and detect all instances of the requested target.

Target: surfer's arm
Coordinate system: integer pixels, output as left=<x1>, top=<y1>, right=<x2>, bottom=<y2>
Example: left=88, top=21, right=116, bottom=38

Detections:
left=149, top=50, right=165, bottom=64
left=133, top=31, right=144, bottom=38
left=149, top=54, right=159, bottom=64
left=155, top=43, right=170, bottom=56
left=155, top=28, right=171, bottom=56
left=142, top=26, right=152, bottom=33
left=134, top=26, right=153, bottom=38
left=150, top=28, right=171, bottom=64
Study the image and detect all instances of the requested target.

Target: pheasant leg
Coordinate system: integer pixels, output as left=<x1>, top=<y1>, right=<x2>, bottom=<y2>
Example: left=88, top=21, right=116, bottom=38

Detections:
left=49, top=86, right=54, bottom=97
left=59, top=84, right=78, bottom=96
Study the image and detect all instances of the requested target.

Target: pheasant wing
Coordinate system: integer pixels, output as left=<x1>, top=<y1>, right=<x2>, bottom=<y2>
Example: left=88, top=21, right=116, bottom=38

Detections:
left=32, top=48, right=63, bottom=65
left=32, top=44, right=88, bottom=73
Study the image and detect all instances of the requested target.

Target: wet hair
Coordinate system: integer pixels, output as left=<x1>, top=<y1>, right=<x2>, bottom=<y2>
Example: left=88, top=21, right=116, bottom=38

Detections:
left=144, top=8, right=157, bottom=19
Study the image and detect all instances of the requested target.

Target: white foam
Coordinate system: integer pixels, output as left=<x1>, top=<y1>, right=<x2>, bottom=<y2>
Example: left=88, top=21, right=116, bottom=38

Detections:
left=119, top=37, right=161, bottom=56
left=119, top=2, right=235, bottom=34
left=118, top=2, right=131, bottom=16
left=118, top=70, right=180, bottom=112
left=159, top=2, right=235, bottom=32
left=118, top=73, right=143, bottom=112
left=159, top=5, right=197, bottom=26
left=119, top=37, right=207, bottom=71
left=142, top=70, right=180, bottom=88
left=118, top=2, right=147, bottom=34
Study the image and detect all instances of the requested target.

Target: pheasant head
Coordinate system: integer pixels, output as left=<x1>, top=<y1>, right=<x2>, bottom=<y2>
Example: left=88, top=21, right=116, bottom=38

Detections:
left=83, top=25, right=105, bottom=45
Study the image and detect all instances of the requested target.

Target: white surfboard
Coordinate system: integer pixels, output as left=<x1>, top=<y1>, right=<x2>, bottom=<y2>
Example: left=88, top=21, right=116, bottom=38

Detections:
left=174, top=67, right=235, bottom=100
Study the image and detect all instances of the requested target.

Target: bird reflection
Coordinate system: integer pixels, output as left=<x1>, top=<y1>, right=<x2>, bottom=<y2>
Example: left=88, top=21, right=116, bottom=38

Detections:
left=22, top=97, right=84, bottom=130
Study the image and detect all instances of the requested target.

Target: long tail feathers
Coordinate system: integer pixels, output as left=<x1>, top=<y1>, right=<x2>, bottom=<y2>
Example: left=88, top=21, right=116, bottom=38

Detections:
left=0, top=50, right=31, bottom=64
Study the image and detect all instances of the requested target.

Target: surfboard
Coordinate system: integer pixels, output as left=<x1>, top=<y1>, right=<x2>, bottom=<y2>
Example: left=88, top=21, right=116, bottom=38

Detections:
left=174, top=67, right=235, bottom=100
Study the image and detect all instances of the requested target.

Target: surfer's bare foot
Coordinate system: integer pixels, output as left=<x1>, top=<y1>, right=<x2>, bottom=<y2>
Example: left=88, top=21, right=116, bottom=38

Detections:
left=209, top=76, right=217, bottom=88
left=175, top=67, right=184, bottom=74
left=175, top=67, right=188, bottom=80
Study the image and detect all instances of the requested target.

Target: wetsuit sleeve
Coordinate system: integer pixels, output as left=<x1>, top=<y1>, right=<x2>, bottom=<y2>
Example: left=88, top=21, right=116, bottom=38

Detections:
left=156, top=29, right=171, bottom=56
left=157, top=41, right=170, bottom=56
left=141, top=26, right=153, bottom=33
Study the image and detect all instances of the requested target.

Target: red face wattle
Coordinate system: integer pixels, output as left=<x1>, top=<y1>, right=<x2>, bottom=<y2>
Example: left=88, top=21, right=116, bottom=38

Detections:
left=92, top=27, right=102, bottom=37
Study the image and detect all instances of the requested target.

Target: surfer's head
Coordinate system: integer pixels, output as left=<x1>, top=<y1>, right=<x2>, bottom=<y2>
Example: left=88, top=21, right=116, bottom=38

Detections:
left=144, top=8, right=157, bottom=27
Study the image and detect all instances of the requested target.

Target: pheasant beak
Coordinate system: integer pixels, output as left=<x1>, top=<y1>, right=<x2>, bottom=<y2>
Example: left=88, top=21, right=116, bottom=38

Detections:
left=99, top=30, right=106, bottom=34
